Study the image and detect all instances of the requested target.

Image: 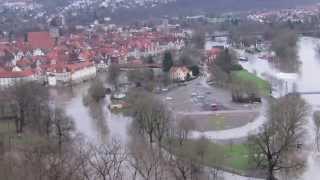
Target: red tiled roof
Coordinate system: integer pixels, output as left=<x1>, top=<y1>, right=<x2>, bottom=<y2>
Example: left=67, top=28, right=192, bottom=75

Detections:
left=207, top=48, right=222, bottom=56
left=67, top=61, right=94, bottom=72
left=16, top=58, right=33, bottom=67
left=0, top=69, right=34, bottom=78
left=28, top=32, right=55, bottom=49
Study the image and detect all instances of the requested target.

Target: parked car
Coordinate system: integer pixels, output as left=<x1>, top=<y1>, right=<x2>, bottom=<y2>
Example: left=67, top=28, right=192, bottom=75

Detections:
left=239, top=56, right=249, bottom=62
left=109, top=103, right=123, bottom=110
left=112, top=93, right=126, bottom=100
left=210, top=103, right=219, bottom=111
left=165, top=97, right=173, bottom=101
left=162, top=88, right=169, bottom=92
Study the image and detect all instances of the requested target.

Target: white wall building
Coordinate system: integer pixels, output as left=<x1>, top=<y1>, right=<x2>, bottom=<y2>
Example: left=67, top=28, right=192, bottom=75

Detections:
left=0, top=70, right=36, bottom=88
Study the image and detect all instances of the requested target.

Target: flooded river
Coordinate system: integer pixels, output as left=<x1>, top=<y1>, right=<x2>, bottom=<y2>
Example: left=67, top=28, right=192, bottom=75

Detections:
left=239, top=37, right=320, bottom=180
left=51, top=76, right=132, bottom=145
left=50, top=37, right=320, bottom=179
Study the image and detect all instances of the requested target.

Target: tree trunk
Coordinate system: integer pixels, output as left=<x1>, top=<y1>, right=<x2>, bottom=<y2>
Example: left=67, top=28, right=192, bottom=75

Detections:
left=15, top=116, right=19, bottom=133
left=316, top=133, right=320, bottom=152
left=18, top=109, right=25, bottom=133
left=267, top=168, right=276, bottom=180
left=148, top=132, right=153, bottom=144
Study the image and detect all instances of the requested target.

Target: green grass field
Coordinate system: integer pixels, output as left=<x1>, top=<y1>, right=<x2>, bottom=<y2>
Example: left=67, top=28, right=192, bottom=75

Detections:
left=167, top=139, right=253, bottom=173
left=202, top=141, right=251, bottom=171
left=207, top=115, right=226, bottom=130
left=0, top=120, right=44, bottom=146
left=0, top=120, right=15, bottom=134
left=231, top=70, right=271, bottom=96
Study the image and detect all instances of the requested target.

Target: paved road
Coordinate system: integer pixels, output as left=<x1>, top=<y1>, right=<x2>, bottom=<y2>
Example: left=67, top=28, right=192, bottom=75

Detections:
left=161, top=72, right=265, bottom=141
left=177, top=109, right=259, bottom=116
left=188, top=100, right=267, bottom=140
left=162, top=76, right=260, bottom=112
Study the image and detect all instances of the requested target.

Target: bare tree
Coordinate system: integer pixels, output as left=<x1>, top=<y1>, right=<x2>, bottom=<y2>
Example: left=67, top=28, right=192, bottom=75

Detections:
left=107, top=64, right=121, bottom=90
left=50, top=107, right=75, bottom=152
left=131, top=92, right=170, bottom=144
left=167, top=139, right=205, bottom=180
left=194, top=136, right=210, bottom=164
left=8, top=81, right=49, bottom=134
left=88, top=139, right=127, bottom=180
left=88, top=79, right=107, bottom=102
left=128, top=137, right=167, bottom=180
left=128, top=69, right=155, bottom=91
left=249, top=94, right=309, bottom=180
left=175, top=118, right=195, bottom=146
left=208, top=63, right=229, bottom=87
left=313, top=111, right=320, bottom=152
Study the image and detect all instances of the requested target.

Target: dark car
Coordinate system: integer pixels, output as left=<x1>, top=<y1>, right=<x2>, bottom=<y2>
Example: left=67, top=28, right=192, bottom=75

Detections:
left=210, top=104, right=219, bottom=111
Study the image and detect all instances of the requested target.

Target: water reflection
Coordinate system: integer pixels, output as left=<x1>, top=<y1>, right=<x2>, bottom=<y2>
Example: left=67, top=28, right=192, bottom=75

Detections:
left=85, top=99, right=109, bottom=143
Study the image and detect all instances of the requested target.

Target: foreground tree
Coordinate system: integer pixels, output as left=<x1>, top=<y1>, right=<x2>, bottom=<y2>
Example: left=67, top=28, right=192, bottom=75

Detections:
left=88, top=79, right=107, bottom=102
left=128, top=136, right=167, bottom=180
left=108, top=64, right=121, bottom=90
left=131, top=92, right=171, bottom=144
left=88, top=140, right=127, bottom=180
left=51, top=107, right=75, bottom=152
left=167, top=136, right=211, bottom=180
left=8, top=81, right=49, bottom=134
left=249, top=94, right=309, bottom=180
left=162, top=51, right=174, bottom=72
left=174, top=118, right=195, bottom=146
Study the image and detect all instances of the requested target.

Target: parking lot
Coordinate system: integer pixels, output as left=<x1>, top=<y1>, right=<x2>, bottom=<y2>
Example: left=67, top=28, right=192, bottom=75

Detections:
left=159, top=76, right=260, bottom=113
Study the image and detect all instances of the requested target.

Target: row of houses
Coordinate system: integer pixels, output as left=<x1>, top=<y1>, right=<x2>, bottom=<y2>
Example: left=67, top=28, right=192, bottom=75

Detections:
left=0, top=27, right=186, bottom=87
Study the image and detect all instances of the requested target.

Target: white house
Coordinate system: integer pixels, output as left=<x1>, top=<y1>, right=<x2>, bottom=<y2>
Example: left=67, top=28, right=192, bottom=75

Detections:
left=69, top=63, right=97, bottom=83
left=169, top=66, right=193, bottom=82
left=96, top=59, right=110, bottom=71
left=33, top=48, right=45, bottom=56
left=47, top=61, right=97, bottom=85
left=47, top=74, right=57, bottom=86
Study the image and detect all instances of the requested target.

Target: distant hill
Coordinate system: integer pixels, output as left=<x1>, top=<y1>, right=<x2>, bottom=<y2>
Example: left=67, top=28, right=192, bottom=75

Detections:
left=2, top=0, right=318, bottom=25
left=101, top=0, right=320, bottom=22
left=148, top=0, right=320, bottom=16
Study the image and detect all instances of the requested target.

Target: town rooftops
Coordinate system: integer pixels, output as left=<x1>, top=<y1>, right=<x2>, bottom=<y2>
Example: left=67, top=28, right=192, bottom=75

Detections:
left=66, top=61, right=94, bottom=72
left=28, top=32, right=55, bottom=49
left=207, top=47, right=222, bottom=55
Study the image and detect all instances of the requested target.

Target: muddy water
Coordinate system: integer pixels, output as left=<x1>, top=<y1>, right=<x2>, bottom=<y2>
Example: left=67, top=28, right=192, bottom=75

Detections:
left=53, top=37, right=320, bottom=179
left=239, top=37, right=320, bottom=180
left=50, top=75, right=132, bottom=145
